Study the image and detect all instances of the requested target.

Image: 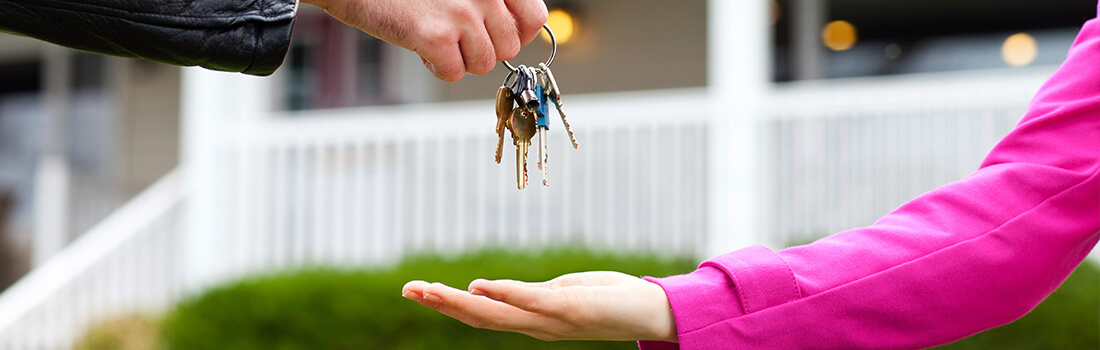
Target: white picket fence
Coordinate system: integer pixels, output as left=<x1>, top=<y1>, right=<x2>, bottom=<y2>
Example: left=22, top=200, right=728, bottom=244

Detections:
left=218, top=88, right=712, bottom=274
left=0, top=172, right=184, bottom=349
left=0, top=67, right=1055, bottom=349
left=759, top=69, right=1043, bottom=245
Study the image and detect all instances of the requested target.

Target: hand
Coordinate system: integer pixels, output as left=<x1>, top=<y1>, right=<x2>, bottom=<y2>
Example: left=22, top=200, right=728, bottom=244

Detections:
left=301, top=0, right=547, bottom=82
left=401, top=271, right=679, bottom=342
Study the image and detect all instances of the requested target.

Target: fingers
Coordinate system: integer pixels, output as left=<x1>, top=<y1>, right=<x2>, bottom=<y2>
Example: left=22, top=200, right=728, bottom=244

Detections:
left=484, top=4, right=522, bottom=61
left=460, top=28, right=497, bottom=75
left=505, top=0, right=549, bottom=45
left=403, top=281, right=548, bottom=332
left=472, top=278, right=543, bottom=288
left=328, top=0, right=547, bottom=81
left=467, top=278, right=564, bottom=315
left=401, top=280, right=430, bottom=301
left=415, top=23, right=466, bottom=82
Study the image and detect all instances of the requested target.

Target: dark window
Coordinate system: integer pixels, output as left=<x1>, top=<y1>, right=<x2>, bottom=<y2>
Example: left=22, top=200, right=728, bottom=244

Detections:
left=283, top=11, right=391, bottom=111
left=0, top=61, right=40, bottom=95
left=772, top=0, right=1096, bottom=81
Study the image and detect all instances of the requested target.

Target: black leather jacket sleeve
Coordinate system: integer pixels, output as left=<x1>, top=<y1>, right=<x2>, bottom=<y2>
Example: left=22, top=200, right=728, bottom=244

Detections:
left=0, top=0, right=296, bottom=76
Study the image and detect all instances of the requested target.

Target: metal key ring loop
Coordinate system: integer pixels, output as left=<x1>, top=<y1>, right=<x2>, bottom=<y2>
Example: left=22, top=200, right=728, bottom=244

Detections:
left=503, top=24, right=556, bottom=72
left=501, top=69, right=517, bottom=87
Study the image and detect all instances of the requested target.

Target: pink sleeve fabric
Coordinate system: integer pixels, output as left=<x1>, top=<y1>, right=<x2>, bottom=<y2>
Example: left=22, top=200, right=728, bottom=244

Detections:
left=641, top=8, right=1100, bottom=350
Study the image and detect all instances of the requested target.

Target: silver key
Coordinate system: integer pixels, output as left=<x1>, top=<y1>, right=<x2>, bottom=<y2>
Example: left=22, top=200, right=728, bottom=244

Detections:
left=534, top=70, right=550, bottom=187
left=539, top=62, right=578, bottom=149
left=538, top=125, right=548, bottom=186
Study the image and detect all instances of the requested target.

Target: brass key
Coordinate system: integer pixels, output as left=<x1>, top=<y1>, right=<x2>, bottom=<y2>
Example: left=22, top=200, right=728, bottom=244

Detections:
left=539, top=62, right=578, bottom=149
left=509, top=107, right=537, bottom=189
left=494, top=86, right=514, bottom=164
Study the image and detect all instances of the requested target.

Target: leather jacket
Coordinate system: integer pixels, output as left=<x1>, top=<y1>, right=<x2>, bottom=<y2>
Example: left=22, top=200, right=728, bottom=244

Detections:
left=0, top=0, right=297, bottom=76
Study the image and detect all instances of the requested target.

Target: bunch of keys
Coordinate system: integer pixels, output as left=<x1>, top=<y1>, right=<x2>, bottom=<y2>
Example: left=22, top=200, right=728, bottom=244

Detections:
left=494, top=24, right=578, bottom=190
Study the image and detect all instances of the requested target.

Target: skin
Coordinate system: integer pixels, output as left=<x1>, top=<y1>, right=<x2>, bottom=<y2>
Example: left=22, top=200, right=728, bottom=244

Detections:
left=401, top=271, right=679, bottom=343
left=299, top=0, right=548, bottom=82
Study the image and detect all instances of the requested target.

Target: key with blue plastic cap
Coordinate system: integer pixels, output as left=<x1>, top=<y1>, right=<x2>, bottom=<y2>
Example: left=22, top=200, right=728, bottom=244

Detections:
left=535, top=82, right=551, bottom=186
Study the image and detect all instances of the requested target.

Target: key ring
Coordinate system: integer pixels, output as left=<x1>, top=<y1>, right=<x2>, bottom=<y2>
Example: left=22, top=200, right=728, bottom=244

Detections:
left=501, top=69, right=517, bottom=87
left=502, top=24, right=556, bottom=72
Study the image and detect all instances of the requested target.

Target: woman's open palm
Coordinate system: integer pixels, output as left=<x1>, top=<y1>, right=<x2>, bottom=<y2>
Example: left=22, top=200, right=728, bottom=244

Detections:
left=401, top=271, right=677, bottom=342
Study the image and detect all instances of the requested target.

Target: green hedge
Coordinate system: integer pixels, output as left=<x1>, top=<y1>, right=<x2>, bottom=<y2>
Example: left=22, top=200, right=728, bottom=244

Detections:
left=159, top=248, right=1098, bottom=349
left=160, top=249, right=696, bottom=350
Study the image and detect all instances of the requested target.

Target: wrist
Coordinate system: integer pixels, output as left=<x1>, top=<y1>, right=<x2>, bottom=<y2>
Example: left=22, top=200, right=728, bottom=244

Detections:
left=643, top=279, right=679, bottom=342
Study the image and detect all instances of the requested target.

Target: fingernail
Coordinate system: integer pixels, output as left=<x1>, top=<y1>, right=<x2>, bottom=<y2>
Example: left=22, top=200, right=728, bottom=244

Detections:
left=402, top=290, right=422, bottom=300
left=423, top=293, right=443, bottom=304
left=470, top=289, right=487, bottom=297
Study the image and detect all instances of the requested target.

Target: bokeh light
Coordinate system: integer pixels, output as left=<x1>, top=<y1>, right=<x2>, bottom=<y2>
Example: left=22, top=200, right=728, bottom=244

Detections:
left=542, top=9, right=575, bottom=44
left=822, top=20, right=857, bottom=51
left=1002, top=33, right=1037, bottom=67
left=770, top=0, right=781, bottom=25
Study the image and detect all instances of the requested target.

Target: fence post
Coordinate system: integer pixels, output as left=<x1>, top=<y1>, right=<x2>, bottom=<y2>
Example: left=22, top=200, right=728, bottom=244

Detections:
left=705, top=0, right=772, bottom=258
left=179, top=68, right=271, bottom=290
left=33, top=47, right=71, bottom=267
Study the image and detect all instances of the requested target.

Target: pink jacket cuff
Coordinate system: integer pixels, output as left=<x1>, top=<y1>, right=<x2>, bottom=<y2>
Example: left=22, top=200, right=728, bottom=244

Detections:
left=641, top=245, right=802, bottom=350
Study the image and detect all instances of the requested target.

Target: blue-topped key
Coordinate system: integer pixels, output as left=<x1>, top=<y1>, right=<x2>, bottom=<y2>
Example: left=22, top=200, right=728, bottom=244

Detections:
left=535, top=84, right=549, bottom=129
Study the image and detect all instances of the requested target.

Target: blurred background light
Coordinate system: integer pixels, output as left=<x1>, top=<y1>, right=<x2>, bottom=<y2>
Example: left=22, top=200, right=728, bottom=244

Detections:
left=884, top=43, right=902, bottom=60
left=543, top=9, right=576, bottom=44
left=822, top=20, right=857, bottom=51
left=1002, top=32, right=1037, bottom=67
left=770, top=0, right=781, bottom=25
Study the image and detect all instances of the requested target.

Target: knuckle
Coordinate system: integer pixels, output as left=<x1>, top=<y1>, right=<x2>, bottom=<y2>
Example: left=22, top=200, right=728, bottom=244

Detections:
left=453, top=3, right=479, bottom=23
left=498, top=39, right=520, bottom=61
left=429, top=62, right=462, bottom=81
left=520, top=298, right=543, bottom=312
left=524, top=2, right=548, bottom=27
left=417, top=24, right=454, bottom=48
left=472, top=58, right=495, bottom=75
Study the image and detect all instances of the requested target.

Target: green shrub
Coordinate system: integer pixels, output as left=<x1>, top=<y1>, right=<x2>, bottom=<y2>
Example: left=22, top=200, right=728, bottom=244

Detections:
left=936, top=261, right=1100, bottom=349
left=76, top=315, right=159, bottom=350
left=160, top=247, right=1098, bottom=349
left=160, top=248, right=696, bottom=350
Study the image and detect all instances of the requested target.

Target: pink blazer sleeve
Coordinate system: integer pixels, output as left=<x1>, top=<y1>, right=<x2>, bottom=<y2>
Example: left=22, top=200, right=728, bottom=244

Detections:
left=641, top=8, right=1100, bottom=350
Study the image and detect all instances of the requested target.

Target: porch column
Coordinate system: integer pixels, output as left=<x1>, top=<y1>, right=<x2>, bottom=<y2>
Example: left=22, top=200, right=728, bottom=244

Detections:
left=179, top=67, right=271, bottom=289
left=705, top=0, right=772, bottom=257
left=32, top=47, right=71, bottom=266
left=792, top=0, right=827, bottom=80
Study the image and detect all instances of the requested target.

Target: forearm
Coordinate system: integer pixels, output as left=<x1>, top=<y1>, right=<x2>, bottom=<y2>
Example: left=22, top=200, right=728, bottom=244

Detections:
left=644, top=13, right=1100, bottom=350
left=0, top=0, right=296, bottom=76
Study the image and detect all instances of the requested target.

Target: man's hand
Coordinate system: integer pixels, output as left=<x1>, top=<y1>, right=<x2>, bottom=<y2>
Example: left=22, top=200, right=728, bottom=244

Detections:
left=301, top=0, right=547, bottom=82
left=401, top=271, right=679, bottom=343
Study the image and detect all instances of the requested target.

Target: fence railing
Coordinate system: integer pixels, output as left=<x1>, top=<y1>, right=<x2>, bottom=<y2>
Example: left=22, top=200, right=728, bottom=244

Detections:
left=759, top=69, right=1047, bottom=245
left=0, top=171, right=184, bottom=349
left=218, top=88, right=714, bottom=273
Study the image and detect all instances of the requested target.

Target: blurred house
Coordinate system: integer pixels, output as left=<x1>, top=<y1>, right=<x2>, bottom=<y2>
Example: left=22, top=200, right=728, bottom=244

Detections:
left=0, top=0, right=1094, bottom=347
